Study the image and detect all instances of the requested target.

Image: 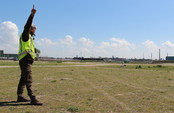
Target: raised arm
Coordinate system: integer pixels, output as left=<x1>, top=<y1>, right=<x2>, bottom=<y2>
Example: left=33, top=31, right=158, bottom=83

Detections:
left=22, top=6, right=36, bottom=42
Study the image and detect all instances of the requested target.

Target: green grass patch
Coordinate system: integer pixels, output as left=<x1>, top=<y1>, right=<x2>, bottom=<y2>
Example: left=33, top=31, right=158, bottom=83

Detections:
left=1, top=62, right=174, bottom=112
left=51, top=80, right=57, bottom=83
left=67, top=107, right=80, bottom=112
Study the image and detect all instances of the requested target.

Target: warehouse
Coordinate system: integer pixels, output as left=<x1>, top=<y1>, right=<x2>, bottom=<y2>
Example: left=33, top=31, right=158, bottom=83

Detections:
left=0, top=50, right=18, bottom=60
left=166, top=56, right=174, bottom=61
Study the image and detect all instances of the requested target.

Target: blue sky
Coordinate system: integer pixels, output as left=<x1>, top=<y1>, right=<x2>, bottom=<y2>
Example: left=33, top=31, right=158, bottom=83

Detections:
left=1, top=0, right=174, bottom=59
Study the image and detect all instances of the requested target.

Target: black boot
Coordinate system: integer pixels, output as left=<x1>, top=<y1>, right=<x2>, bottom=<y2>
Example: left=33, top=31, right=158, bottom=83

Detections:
left=17, top=96, right=30, bottom=102
left=30, top=96, right=43, bottom=105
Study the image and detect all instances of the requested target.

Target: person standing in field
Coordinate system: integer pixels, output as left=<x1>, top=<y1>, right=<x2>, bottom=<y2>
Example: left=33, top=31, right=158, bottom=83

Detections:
left=17, top=6, right=42, bottom=105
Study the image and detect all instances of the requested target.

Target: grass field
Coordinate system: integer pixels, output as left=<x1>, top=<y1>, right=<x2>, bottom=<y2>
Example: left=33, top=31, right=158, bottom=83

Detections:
left=0, top=61, right=174, bottom=113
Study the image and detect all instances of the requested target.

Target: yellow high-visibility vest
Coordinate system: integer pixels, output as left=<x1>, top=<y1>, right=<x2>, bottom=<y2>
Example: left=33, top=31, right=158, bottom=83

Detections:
left=18, top=34, right=36, bottom=60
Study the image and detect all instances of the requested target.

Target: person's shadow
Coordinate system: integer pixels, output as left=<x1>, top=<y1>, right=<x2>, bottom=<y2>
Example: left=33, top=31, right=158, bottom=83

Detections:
left=0, top=101, right=30, bottom=106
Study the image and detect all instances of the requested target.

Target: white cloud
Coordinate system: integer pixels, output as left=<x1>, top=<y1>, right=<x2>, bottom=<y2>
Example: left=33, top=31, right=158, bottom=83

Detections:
left=101, top=38, right=136, bottom=51
left=142, top=40, right=158, bottom=50
left=60, top=35, right=73, bottom=45
left=111, top=38, right=131, bottom=46
left=79, top=37, right=94, bottom=47
left=0, top=21, right=19, bottom=53
left=101, top=42, right=110, bottom=47
left=28, top=35, right=174, bottom=59
left=162, top=41, right=174, bottom=49
left=111, top=38, right=136, bottom=49
left=160, top=41, right=174, bottom=56
left=1, top=21, right=173, bottom=59
left=94, top=38, right=137, bottom=58
left=110, top=43, right=118, bottom=47
left=35, top=35, right=76, bottom=57
left=37, top=38, right=57, bottom=46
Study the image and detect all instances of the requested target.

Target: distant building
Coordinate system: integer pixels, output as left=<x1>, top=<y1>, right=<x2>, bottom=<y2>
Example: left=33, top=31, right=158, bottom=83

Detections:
left=166, top=56, right=174, bottom=61
left=0, top=50, right=3, bottom=57
left=0, top=50, right=18, bottom=60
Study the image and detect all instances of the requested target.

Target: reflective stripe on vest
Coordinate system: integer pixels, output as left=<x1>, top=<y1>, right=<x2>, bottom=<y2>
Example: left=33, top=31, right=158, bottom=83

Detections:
left=18, top=34, right=36, bottom=60
left=18, top=50, right=32, bottom=56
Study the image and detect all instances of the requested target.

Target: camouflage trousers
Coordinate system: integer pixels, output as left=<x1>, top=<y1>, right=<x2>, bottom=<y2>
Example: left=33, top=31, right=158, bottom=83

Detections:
left=17, top=59, right=35, bottom=98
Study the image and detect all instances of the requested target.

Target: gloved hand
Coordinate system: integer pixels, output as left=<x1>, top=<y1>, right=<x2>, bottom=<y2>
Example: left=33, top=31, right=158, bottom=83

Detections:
left=31, top=5, right=36, bottom=16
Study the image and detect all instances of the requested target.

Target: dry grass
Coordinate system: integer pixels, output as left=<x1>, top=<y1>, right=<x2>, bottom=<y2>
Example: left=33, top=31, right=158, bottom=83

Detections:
left=0, top=61, right=174, bottom=112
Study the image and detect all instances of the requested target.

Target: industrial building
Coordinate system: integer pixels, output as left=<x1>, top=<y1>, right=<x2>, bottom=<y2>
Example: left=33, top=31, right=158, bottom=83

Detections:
left=166, top=56, right=174, bottom=61
left=0, top=50, right=18, bottom=60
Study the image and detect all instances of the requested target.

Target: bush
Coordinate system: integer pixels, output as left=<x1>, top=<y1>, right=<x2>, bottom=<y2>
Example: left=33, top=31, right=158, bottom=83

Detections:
left=57, top=61, right=62, bottom=63
left=156, top=65, right=162, bottom=68
left=67, top=107, right=79, bottom=112
left=168, top=78, right=172, bottom=81
left=153, top=65, right=164, bottom=68
left=136, top=65, right=142, bottom=69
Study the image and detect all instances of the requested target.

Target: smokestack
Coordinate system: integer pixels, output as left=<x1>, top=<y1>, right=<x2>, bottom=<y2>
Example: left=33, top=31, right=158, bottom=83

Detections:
left=159, top=49, right=161, bottom=61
